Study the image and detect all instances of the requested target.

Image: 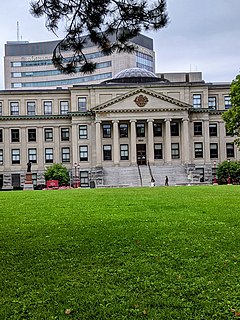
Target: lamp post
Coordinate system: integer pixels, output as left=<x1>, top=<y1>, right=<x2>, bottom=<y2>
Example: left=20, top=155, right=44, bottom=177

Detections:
left=213, top=160, right=217, bottom=184
left=227, top=159, right=231, bottom=185
left=74, top=163, right=80, bottom=188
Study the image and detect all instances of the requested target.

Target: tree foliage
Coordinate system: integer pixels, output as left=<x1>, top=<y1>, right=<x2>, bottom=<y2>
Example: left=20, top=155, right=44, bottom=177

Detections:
left=30, top=0, right=168, bottom=74
left=217, top=160, right=240, bottom=184
left=222, top=74, right=240, bottom=148
left=44, top=163, right=70, bottom=186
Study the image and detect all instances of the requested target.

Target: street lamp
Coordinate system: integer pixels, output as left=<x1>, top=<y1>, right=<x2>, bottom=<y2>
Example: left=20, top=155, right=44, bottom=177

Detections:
left=74, top=162, right=80, bottom=188
left=227, top=159, right=231, bottom=185
left=213, top=160, right=217, bottom=184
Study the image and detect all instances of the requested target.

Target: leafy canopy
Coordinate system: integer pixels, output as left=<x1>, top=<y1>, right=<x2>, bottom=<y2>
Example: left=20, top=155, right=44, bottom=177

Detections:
left=44, top=163, right=70, bottom=186
left=217, top=160, right=240, bottom=184
left=30, top=0, right=168, bottom=74
left=222, top=74, right=240, bottom=148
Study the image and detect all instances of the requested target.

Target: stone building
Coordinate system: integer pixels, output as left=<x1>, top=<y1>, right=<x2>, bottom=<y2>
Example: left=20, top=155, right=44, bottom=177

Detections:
left=0, top=68, right=237, bottom=189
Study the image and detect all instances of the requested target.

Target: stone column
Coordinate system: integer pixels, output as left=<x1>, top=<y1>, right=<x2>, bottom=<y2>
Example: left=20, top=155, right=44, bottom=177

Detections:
left=71, top=124, right=79, bottom=164
left=130, top=120, right=137, bottom=164
left=164, top=118, right=172, bottom=163
left=219, top=121, right=225, bottom=163
left=203, top=119, right=211, bottom=163
left=182, top=118, right=190, bottom=164
left=112, top=120, right=119, bottom=165
left=147, top=119, right=154, bottom=164
left=95, top=121, right=102, bottom=166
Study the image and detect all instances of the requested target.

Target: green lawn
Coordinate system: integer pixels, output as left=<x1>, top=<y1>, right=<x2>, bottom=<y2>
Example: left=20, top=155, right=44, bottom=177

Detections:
left=0, top=186, right=240, bottom=319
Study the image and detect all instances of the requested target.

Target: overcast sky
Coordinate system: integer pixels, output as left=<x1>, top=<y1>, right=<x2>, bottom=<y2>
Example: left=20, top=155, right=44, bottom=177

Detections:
left=0, top=0, right=239, bottom=89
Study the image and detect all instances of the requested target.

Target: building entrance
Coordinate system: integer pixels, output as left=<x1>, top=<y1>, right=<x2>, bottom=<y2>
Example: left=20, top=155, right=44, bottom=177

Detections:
left=137, top=144, right=147, bottom=165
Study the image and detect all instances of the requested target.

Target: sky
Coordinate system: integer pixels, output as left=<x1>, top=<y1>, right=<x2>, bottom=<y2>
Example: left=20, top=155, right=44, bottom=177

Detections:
left=0, top=0, right=239, bottom=89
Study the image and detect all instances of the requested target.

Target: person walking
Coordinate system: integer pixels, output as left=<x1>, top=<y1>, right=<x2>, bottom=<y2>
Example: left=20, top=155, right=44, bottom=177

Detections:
left=164, top=176, right=169, bottom=186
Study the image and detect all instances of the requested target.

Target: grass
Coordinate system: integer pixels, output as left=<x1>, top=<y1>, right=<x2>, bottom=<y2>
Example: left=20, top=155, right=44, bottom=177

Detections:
left=0, top=185, right=240, bottom=319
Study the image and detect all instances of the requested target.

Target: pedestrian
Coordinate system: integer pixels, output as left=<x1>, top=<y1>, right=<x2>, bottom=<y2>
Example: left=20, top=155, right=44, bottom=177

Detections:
left=150, top=177, right=155, bottom=187
left=164, top=175, right=169, bottom=186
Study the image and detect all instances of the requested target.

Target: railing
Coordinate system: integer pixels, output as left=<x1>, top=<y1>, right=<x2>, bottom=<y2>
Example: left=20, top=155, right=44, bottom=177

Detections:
left=147, top=160, right=155, bottom=184
left=137, top=165, right=143, bottom=187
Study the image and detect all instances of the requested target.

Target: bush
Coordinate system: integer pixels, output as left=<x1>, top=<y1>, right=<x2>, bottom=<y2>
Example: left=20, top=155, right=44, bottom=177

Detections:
left=44, top=163, right=70, bottom=186
left=217, top=160, right=240, bottom=184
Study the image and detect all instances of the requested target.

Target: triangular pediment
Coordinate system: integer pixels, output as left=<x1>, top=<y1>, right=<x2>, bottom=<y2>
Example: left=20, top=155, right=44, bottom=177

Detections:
left=92, top=88, right=191, bottom=113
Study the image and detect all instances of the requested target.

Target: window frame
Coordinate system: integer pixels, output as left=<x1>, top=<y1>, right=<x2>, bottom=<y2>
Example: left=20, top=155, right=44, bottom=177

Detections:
left=61, top=128, right=70, bottom=141
left=193, top=94, right=202, bottom=108
left=194, top=122, right=203, bottom=136
left=226, top=143, right=234, bottom=158
left=170, top=122, right=179, bottom=136
left=62, top=147, right=70, bottom=163
left=171, top=143, right=180, bottom=159
left=120, top=144, right=129, bottom=160
left=60, top=101, right=69, bottom=115
left=210, top=143, right=218, bottom=159
left=43, top=101, right=53, bottom=115
left=79, top=145, right=88, bottom=161
left=209, top=123, right=218, bottom=137
left=136, top=123, right=145, bottom=138
left=45, top=148, right=53, bottom=163
left=194, top=142, right=203, bottom=158
left=11, top=129, right=20, bottom=143
left=28, top=148, right=37, bottom=163
left=44, top=128, right=53, bottom=142
left=103, top=145, right=112, bottom=161
left=12, top=149, right=20, bottom=164
left=28, top=128, right=36, bottom=142
left=102, top=124, right=111, bottom=138
left=79, top=125, right=88, bottom=139
left=119, top=123, right=128, bottom=138
left=153, top=123, right=162, bottom=137
left=78, top=97, right=87, bottom=112
left=10, top=102, right=19, bottom=116
left=154, top=143, right=163, bottom=160
left=27, top=101, right=36, bottom=116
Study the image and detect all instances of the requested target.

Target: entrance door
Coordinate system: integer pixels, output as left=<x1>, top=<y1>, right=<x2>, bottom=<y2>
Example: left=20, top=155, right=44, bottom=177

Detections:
left=12, top=174, right=21, bottom=189
left=137, top=144, right=147, bottom=165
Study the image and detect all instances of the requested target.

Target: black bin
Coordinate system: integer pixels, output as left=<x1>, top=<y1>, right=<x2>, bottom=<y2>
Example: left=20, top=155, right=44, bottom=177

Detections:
left=90, top=180, right=95, bottom=188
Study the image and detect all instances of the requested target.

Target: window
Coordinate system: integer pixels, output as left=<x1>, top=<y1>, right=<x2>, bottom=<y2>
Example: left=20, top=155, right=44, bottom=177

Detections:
left=79, top=125, right=88, bottom=139
left=79, top=146, right=88, bottom=161
left=154, top=143, right=163, bottom=159
left=193, top=94, right=202, bottom=108
left=78, top=97, right=87, bottom=112
left=12, top=149, right=20, bottom=164
left=102, top=124, right=111, bottom=138
left=11, top=129, right=20, bottom=142
left=61, top=128, right=70, bottom=141
left=62, top=147, right=70, bottom=162
left=103, top=145, right=112, bottom=160
left=210, top=143, right=218, bottom=158
left=194, top=122, right=202, bottom=136
left=224, top=96, right=232, bottom=110
left=45, top=148, right=53, bottom=163
left=10, top=102, right=19, bottom=115
left=171, top=143, right=180, bottom=159
left=226, top=143, right=234, bottom=158
left=0, top=149, right=3, bottom=165
left=80, top=171, right=89, bottom=187
left=171, top=122, right=179, bottom=136
left=27, top=101, right=36, bottom=115
left=194, top=142, right=203, bottom=158
left=209, top=123, right=217, bottom=136
left=0, top=129, right=2, bottom=142
left=196, top=168, right=204, bottom=182
left=153, top=123, right=162, bottom=137
left=136, top=123, right=145, bottom=137
left=44, top=128, right=53, bottom=141
left=44, top=101, right=52, bottom=115
left=120, top=144, right=129, bottom=160
left=0, top=102, right=2, bottom=115
left=60, top=101, right=69, bottom=114
left=119, top=123, right=128, bottom=138
left=28, top=128, right=36, bottom=142
left=28, top=148, right=37, bottom=163
left=208, top=97, right=217, bottom=110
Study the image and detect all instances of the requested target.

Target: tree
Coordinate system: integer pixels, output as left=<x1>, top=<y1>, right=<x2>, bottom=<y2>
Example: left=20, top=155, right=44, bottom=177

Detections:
left=222, top=73, right=240, bottom=148
left=44, top=163, right=70, bottom=186
left=30, top=0, right=168, bottom=74
left=217, top=160, right=240, bottom=184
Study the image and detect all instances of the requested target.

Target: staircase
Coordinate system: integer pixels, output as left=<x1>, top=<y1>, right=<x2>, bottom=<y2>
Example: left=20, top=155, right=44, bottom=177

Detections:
left=102, top=164, right=189, bottom=187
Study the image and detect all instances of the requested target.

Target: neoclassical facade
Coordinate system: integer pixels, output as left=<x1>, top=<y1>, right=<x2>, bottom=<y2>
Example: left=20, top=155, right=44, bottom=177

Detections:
left=0, top=68, right=237, bottom=188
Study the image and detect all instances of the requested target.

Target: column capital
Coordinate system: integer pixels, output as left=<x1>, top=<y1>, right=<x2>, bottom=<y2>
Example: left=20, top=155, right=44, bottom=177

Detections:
left=147, top=119, right=154, bottom=123
left=182, top=118, right=189, bottom=122
left=164, top=118, right=172, bottom=122
left=112, top=120, right=119, bottom=124
left=130, top=119, right=137, bottom=123
left=95, top=120, right=102, bottom=124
